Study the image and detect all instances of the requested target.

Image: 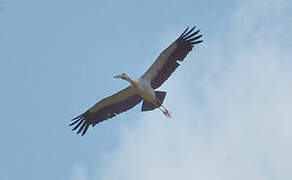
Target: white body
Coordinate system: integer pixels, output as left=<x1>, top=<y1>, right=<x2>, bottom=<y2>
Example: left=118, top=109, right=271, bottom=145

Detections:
left=131, top=78, right=156, bottom=104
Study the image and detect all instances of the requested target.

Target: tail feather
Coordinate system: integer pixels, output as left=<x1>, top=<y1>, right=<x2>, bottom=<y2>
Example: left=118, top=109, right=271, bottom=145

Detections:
left=141, top=101, right=156, bottom=111
left=141, top=91, right=166, bottom=112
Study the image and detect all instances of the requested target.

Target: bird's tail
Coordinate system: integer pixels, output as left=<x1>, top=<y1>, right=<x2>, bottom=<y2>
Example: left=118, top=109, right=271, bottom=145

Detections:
left=141, top=91, right=166, bottom=112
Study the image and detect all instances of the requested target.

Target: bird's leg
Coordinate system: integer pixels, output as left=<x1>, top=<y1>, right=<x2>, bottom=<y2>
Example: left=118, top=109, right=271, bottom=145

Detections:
left=161, top=105, right=172, bottom=117
left=157, top=106, right=171, bottom=117
left=155, top=98, right=171, bottom=117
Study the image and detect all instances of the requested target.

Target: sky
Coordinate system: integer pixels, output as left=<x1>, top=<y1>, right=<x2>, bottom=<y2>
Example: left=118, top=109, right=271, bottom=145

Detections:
left=1, top=0, right=292, bottom=179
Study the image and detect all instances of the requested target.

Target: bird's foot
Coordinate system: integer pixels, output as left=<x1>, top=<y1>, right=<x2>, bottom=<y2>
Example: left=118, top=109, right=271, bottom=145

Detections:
left=163, top=109, right=172, bottom=118
left=158, top=106, right=172, bottom=118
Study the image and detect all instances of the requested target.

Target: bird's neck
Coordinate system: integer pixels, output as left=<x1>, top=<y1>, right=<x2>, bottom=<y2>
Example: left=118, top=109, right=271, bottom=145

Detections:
left=124, top=76, right=138, bottom=88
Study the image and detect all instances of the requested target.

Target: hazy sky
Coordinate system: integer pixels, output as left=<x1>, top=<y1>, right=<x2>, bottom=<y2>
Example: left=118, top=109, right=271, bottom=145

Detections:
left=1, top=0, right=292, bottom=179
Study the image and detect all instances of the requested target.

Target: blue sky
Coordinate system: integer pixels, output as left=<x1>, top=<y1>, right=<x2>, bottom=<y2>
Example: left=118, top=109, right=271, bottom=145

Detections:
left=1, top=0, right=292, bottom=179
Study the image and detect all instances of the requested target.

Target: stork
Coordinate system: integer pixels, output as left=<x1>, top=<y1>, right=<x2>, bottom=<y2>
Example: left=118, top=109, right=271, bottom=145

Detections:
left=70, top=26, right=203, bottom=135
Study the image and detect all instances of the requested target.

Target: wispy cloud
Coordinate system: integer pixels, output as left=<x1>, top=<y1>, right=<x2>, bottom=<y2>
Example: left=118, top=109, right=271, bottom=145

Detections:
left=72, top=164, right=87, bottom=180
left=75, top=0, right=292, bottom=179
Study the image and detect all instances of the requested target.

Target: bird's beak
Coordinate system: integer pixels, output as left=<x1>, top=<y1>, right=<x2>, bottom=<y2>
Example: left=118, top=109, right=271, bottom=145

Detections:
left=113, top=74, right=122, bottom=79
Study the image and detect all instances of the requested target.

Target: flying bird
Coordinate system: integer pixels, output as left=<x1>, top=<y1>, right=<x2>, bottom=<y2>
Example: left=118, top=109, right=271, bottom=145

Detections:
left=70, top=26, right=203, bottom=135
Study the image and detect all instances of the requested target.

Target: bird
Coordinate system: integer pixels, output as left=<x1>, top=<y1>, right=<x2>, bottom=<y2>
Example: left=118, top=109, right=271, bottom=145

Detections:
left=70, top=26, right=203, bottom=136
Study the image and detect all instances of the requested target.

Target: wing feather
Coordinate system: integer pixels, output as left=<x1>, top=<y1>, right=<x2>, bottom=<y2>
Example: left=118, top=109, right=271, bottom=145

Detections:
left=70, top=86, right=142, bottom=136
left=142, top=26, right=203, bottom=89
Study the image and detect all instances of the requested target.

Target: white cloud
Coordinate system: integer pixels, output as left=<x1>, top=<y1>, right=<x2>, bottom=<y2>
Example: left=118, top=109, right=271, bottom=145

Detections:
left=89, top=0, right=292, bottom=179
left=72, top=164, right=87, bottom=180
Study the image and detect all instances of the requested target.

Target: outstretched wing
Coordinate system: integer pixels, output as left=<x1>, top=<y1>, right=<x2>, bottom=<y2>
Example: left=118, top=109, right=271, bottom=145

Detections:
left=142, top=26, right=203, bottom=89
left=70, top=86, right=142, bottom=136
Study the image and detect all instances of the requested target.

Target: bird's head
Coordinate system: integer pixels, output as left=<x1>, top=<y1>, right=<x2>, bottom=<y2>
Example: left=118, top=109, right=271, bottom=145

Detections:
left=113, top=73, right=129, bottom=81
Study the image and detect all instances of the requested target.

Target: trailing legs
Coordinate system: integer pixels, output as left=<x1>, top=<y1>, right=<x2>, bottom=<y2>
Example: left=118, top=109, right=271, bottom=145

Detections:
left=155, top=98, right=171, bottom=117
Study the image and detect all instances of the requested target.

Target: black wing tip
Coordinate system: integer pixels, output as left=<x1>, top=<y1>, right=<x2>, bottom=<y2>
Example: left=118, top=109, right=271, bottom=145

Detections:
left=82, top=124, right=90, bottom=136
left=182, top=26, right=203, bottom=45
left=192, top=40, right=204, bottom=45
left=178, top=25, right=203, bottom=43
left=180, top=26, right=189, bottom=37
left=70, top=113, right=91, bottom=136
left=71, top=114, right=82, bottom=121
